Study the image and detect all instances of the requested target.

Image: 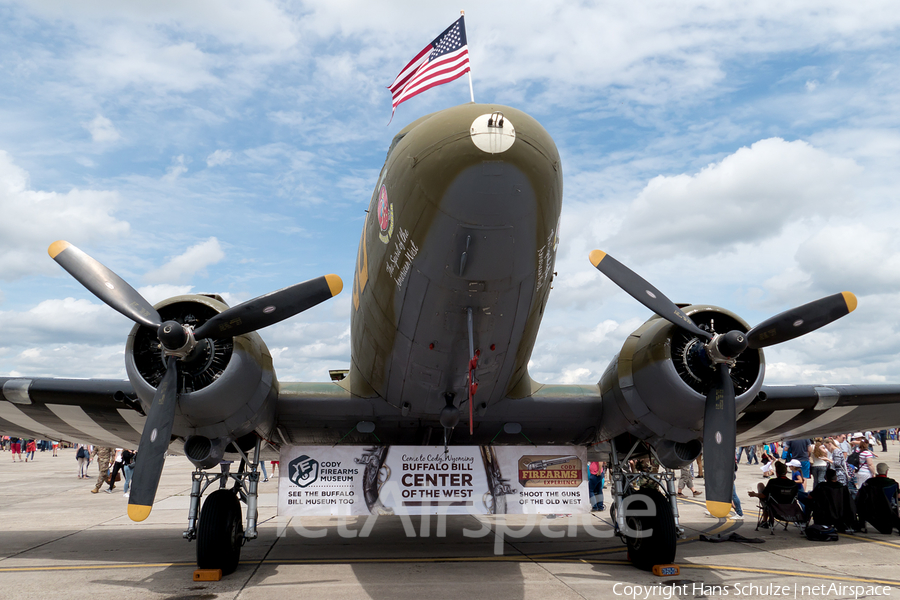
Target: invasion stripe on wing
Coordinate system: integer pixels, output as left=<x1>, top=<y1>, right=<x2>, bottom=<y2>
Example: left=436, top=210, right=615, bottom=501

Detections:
left=0, top=401, right=70, bottom=441
left=0, top=414, right=44, bottom=439
left=735, top=409, right=802, bottom=444
left=15, top=402, right=99, bottom=443
left=83, top=405, right=143, bottom=445
left=47, top=404, right=138, bottom=448
left=777, top=406, right=855, bottom=439
left=117, top=408, right=148, bottom=438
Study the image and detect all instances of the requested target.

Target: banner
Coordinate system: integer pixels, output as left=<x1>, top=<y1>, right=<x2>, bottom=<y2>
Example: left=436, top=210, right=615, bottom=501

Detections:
left=278, top=445, right=589, bottom=516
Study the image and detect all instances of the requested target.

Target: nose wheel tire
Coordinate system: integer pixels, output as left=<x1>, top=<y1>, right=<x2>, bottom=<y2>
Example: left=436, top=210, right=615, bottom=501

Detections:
left=197, top=489, right=244, bottom=574
left=622, top=488, right=677, bottom=571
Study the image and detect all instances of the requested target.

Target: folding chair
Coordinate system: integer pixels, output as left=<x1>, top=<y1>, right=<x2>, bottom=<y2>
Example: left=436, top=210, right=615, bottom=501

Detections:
left=756, top=495, right=807, bottom=535
left=857, top=482, right=899, bottom=534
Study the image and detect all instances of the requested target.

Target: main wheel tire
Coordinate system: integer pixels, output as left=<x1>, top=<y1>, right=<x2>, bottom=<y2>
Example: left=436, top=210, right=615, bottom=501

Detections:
left=197, top=489, right=244, bottom=574
left=622, top=488, right=677, bottom=571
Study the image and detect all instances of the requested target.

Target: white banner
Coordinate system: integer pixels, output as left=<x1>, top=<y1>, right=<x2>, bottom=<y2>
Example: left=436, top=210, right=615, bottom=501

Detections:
left=278, top=445, right=589, bottom=516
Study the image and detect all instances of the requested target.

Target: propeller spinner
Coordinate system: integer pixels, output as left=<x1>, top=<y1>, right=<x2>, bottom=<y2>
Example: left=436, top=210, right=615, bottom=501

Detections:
left=590, top=249, right=856, bottom=517
left=49, top=240, right=343, bottom=521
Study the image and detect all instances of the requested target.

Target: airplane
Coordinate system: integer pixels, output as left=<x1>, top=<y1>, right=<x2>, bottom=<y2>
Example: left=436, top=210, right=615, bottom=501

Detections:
left=3, top=101, right=900, bottom=575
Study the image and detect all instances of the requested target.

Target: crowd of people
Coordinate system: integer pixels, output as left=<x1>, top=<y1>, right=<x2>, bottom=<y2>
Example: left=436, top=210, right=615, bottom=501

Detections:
left=737, top=429, right=899, bottom=497
left=2, top=437, right=138, bottom=498
left=740, top=430, right=900, bottom=534
left=586, top=428, right=899, bottom=536
left=6, top=429, right=899, bottom=533
left=3, top=437, right=280, bottom=499
left=2, top=436, right=61, bottom=460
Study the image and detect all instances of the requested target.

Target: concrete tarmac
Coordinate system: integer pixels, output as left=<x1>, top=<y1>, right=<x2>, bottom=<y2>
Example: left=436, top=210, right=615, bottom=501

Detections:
left=2, top=445, right=900, bottom=599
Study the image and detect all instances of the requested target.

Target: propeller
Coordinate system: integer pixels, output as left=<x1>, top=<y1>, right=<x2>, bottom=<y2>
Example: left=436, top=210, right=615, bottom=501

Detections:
left=127, top=356, right=178, bottom=522
left=590, top=249, right=857, bottom=518
left=49, top=240, right=343, bottom=521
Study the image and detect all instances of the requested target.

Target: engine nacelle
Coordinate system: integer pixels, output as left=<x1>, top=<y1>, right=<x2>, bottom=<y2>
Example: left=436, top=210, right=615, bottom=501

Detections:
left=598, top=304, right=764, bottom=464
left=124, top=294, right=278, bottom=467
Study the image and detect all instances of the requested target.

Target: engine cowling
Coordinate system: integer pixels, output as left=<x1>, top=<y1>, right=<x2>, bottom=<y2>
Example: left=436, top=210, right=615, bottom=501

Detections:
left=598, top=304, right=764, bottom=467
left=124, top=294, right=278, bottom=468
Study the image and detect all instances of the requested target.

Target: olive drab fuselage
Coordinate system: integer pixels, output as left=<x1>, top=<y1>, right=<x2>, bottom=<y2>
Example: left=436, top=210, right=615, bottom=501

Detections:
left=349, top=103, right=563, bottom=421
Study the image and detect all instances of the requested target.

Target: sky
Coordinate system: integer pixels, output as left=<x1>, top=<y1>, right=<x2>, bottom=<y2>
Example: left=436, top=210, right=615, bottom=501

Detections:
left=1, top=1, right=899, bottom=390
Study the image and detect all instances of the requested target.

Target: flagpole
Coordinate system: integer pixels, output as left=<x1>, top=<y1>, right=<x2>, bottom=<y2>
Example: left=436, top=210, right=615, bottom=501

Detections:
left=462, top=10, right=475, bottom=103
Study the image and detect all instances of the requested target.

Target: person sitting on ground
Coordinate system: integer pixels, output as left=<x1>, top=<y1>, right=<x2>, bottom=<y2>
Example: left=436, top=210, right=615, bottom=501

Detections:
left=856, top=462, right=900, bottom=534
left=807, top=467, right=858, bottom=532
left=749, top=461, right=799, bottom=526
left=759, top=452, right=775, bottom=478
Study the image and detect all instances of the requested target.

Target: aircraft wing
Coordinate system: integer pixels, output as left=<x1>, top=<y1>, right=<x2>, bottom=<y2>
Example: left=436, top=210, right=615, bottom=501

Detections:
left=0, top=377, right=144, bottom=446
left=274, top=380, right=604, bottom=446
left=5, top=375, right=900, bottom=451
left=736, top=383, right=900, bottom=445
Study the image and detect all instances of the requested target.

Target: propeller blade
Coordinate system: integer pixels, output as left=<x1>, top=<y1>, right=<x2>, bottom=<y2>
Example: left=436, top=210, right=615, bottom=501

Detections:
left=193, top=274, right=343, bottom=340
left=702, top=363, right=737, bottom=518
left=589, top=250, right=712, bottom=340
left=48, top=240, right=162, bottom=329
left=746, top=292, right=857, bottom=349
left=128, top=356, right=179, bottom=522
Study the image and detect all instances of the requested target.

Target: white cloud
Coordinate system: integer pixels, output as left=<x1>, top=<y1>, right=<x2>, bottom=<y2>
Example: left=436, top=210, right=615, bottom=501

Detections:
left=602, top=138, right=862, bottom=259
left=136, top=284, right=195, bottom=304
left=206, top=149, right=232, bottom=167
left=1, top=343, right=126, bottom=379
left=0, top=151, right=130, bottom=280
left=19, top=0, right=297, bottom=50
left=0, top=297, right=131, bottom=345
left=143, top=237, right=225, bottom=284
left=163, top=154, right=189, bottom=181
left=794, top=224, right=900, bottom=295
left=84, top=114, right=121, bottom=142
left=266, top=318, right=351, bottom=381
left=75, top=34, right=220, bottom=94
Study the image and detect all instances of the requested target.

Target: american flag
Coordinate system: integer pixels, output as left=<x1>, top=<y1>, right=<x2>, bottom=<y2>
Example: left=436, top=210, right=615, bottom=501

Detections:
left=388, top=16, right=470, bottom=120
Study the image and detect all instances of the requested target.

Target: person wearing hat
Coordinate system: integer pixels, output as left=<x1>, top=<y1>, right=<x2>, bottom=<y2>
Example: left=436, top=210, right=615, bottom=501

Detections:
left=787, top=458, right=806, bottom=491
left=785, top=438, right=812, bottom=482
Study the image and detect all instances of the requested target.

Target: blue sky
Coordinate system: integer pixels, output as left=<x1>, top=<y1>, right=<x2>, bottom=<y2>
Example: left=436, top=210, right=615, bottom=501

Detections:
left=1, top=1, right=899, bottom=388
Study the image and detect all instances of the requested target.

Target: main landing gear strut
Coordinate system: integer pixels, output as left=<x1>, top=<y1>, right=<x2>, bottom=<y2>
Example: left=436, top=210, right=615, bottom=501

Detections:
left=607, top=438, right=683, bottom=570
left=183, top=437, right=264, bottom=575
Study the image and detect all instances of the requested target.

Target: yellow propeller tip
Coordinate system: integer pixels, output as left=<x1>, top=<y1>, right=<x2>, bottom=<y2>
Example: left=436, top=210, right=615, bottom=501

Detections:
left=128, top=504, right=152, bottom=522
left=705, top=500, right=732, bottom=518
left=48, top=240, right=71, bottom=259
left=325, top=274, right=343, bottom=297
left=589, top=250, right=607, bottom=268
left=842, top=291, right=857, bottom=313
